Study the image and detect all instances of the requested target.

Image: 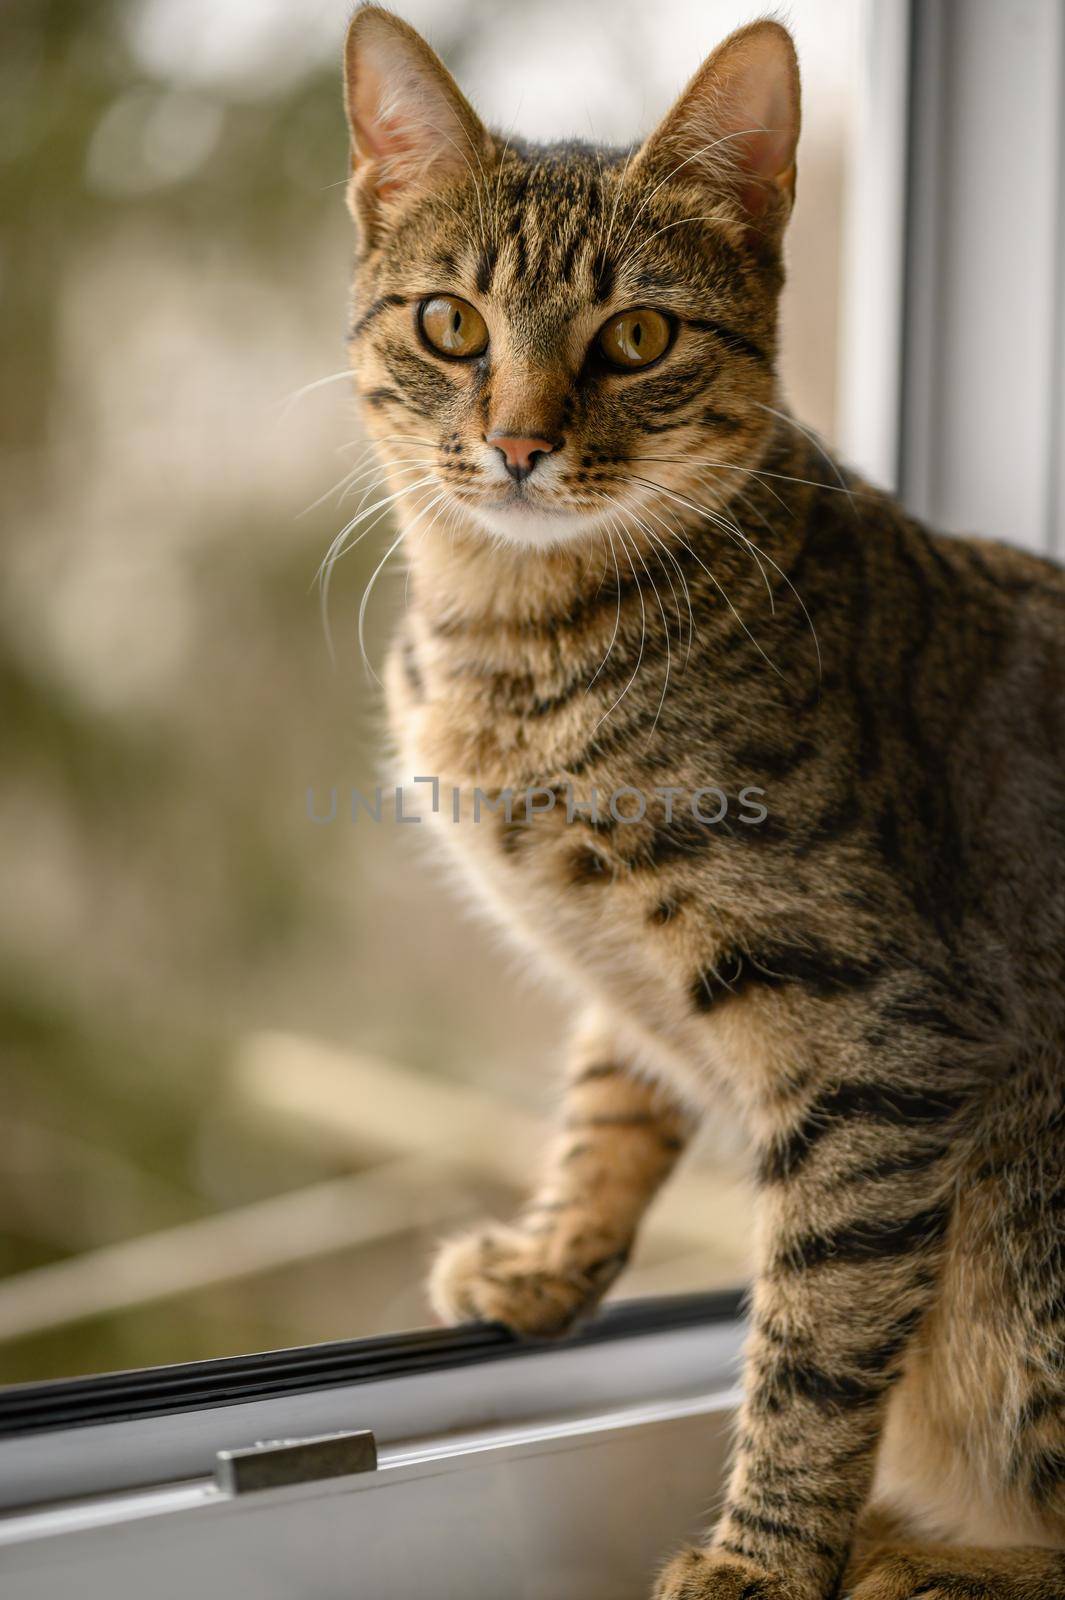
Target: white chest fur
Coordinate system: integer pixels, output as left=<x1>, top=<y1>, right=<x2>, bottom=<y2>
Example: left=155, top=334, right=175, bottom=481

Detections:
left=393, top=710, right=757, bottom=1110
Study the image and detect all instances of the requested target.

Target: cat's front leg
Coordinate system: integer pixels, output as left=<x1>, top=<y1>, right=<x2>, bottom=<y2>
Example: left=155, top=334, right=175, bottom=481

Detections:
left=429, top=1015, right=696, bottom=1338
left=655, top=1029, right=965, bottom=1600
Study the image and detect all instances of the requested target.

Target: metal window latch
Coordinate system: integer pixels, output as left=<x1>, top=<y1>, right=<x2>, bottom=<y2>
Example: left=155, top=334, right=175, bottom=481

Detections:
left=215, top=1429, right=377, bottom=1495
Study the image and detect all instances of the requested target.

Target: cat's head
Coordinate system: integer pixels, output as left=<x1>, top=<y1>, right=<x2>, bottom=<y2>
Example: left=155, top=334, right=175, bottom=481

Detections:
left=342, top=7, right=800, bottom=552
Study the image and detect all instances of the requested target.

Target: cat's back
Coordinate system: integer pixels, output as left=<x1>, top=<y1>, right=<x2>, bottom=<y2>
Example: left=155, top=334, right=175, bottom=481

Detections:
left=796, top=487, right=1064, bottom=992
left=928, top=523, right=1064, bottom=778
left=835, top=492, right=1065, bottom=769
left=934, top=525, right=1065, bottom=769
left=943, top=525, right=1065, bottom=625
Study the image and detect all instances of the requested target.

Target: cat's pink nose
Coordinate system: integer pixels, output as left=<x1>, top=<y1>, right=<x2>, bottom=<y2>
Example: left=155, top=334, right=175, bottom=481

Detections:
left=486, top=432, right=558, bottom=483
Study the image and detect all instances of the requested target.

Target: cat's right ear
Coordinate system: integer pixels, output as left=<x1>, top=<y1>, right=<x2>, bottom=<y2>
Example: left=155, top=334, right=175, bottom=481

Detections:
left=635, top=20, right=801, bottom=256
left=342, top=7, right=491, bottom=241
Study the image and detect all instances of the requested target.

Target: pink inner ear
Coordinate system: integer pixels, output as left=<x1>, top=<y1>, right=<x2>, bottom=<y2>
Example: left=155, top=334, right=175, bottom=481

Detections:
left=354, top=102, right=424, bottom=197
left=740, top=123, right=795, bottom=184
left=734, top=125, right=794, bottom=220
left=349, top=35, right=467, bottom=205
left=351, top=104, right=418, bottom=167
left=355, top=109, right=400, bottom=163
left=349, top=32, right=431, bottom=186
left=717, top=36, right=798, bottom=187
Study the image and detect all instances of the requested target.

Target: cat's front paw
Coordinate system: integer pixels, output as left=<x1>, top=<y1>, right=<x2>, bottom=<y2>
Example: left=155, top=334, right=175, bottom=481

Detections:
left=653, top=1547, right=799, bottom=1600
left=427, top=1221, right=627, bottom=1339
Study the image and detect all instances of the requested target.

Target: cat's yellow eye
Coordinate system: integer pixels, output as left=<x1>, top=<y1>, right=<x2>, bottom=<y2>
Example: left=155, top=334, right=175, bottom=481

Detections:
left=419, top=295, right=489, bottom=360
left=597, top=308, right=673, bottom=371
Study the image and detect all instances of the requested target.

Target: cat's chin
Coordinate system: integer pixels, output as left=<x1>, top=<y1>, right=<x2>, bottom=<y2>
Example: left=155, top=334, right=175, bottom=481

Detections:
left=464, top=498, right=603, bottom=552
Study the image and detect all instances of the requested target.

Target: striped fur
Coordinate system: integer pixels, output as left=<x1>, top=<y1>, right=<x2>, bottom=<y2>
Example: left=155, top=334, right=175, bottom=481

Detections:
left=341, top=11, right=1065, bottom=1597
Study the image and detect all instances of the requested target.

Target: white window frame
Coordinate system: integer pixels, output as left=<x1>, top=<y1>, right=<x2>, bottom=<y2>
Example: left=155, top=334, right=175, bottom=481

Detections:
left=839, top=0, right=1065, bottom=560
left=0, top=1295, right=744, bottom=1600
left=899, top=0, right=1064, bottom=557
left=836, top=0, right=913, bottom=494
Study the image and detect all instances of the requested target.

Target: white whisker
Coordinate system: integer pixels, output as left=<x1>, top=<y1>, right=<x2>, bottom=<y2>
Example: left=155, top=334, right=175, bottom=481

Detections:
left=598, top=490, right=693, bottom=664
left=753, top=401, right=856, bottom=514
left=612, top=128, right=766, bottom=263
left=585, top=525, right=624, bottom=694
left=622, top=480, right=787, bottom=682
left=357, top=488, right=448, bottom=683
left=627, top=474, right=821, bottom=680
left=318, top=473, right=436, bottom=661
left=606, top=501, right=673, bottom=741
left=301, top=454, right=433, bottom=521
left=279, top=370, right=354, bottom=415
left=631, top=453, right=792, bottom=514
left=592, top=514, right=646, bottom=735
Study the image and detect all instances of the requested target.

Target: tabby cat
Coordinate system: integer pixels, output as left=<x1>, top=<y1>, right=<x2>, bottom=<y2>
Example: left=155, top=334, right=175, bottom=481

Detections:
left=339, top=9, right=1065, bottom=1597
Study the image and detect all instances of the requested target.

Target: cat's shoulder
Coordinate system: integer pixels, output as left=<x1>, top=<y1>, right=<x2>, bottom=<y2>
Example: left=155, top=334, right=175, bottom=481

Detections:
left=934, top=527, right=1065, bottom=598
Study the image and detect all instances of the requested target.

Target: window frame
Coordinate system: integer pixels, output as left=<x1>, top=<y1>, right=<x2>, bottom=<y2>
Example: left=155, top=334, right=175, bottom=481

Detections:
left=899, top=0, right=1065, bottom=557
left=0, top=1293, right=745, bottom=1600
left=0, top=1292, right=744, bottom=1510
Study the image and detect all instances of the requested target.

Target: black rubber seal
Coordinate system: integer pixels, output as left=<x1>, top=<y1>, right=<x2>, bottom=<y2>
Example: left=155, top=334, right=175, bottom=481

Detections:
left=0, top=1289, right=745, bottom=1439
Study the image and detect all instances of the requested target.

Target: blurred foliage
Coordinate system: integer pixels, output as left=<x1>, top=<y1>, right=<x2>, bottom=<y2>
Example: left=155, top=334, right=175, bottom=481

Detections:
left=0, top=0, right=558, bottom=1384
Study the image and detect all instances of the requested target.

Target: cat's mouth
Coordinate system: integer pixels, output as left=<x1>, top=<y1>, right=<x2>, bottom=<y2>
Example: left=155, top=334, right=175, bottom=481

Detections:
left=462, top=488, right=605, bottom=549
left=497, top=482, right=564, bottom=512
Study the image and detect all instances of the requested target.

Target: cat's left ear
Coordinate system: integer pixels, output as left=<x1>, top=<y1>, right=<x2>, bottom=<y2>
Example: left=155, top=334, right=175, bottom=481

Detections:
left=635, top=19, right=800, bottom=249
left=343, top=7, right=492, bottom=238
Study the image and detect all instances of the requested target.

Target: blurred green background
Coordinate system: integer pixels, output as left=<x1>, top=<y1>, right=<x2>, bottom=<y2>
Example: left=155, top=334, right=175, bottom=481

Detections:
left=0, top=0, right=854, bottom=1384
